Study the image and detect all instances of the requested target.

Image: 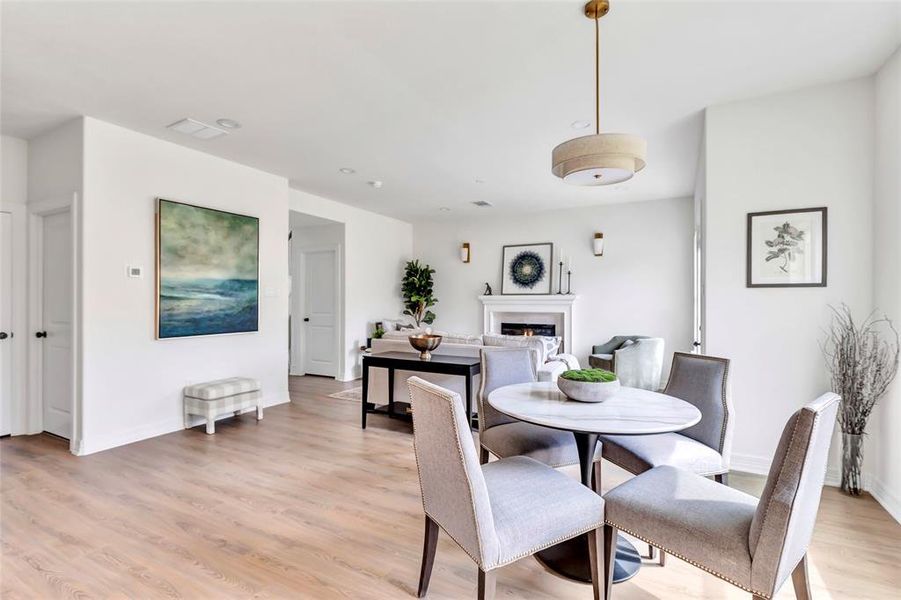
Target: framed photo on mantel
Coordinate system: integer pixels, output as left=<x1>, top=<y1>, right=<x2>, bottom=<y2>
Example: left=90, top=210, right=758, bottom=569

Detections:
left=746, top=207, right=827, bottom=288
left=501, top=242, right=553, bottom=295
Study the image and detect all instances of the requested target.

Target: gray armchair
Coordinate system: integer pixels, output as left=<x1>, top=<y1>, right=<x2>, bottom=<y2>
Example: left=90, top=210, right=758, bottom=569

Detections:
left=588, top=335, right=664, bottom=391
left=601, top=393, right=839, bottom=600
left=477, top=348, right=602, bottom=485
left=407, top=376, right=606, bottom=600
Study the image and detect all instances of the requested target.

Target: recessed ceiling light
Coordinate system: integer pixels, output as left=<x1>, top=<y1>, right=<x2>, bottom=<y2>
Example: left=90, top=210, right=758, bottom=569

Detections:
left=368, top=180, right=383, bottom=189
left=571, top=120, right=591, bottom=130
left=439, top=207, right=451, bottom=212
left=339, top=167, right=356, bottom=174
left=216, top=118, right=242, bottom=129
left=166, top=118, right=227, bottom=140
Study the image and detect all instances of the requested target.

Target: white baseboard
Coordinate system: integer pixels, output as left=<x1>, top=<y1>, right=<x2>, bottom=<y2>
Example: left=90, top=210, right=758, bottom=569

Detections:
left=732, top=452, right=853, bottom=488
left=729, top=453, right=772, bottom=476
left=77, top=394, right=290, bottom=456
left=869, top=477, right=901, bottom=524
left=731, top=452, right=900, bottom=524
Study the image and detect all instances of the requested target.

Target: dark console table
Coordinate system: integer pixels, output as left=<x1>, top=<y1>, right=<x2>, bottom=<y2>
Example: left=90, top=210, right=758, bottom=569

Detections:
left=361, top=352, right=481, bottom=429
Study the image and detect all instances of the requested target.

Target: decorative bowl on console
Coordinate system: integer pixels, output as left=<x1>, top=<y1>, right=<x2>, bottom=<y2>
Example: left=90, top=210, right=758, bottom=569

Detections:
left=556, top=368, right=620, bottom=403
left=408, top=334, right=443, bottom=360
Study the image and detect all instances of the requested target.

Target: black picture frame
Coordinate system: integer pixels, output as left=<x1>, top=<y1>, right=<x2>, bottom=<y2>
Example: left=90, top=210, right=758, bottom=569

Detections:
left=501, top=242, right=554, bottom=295
left=746, top=207, right=827, bottom=288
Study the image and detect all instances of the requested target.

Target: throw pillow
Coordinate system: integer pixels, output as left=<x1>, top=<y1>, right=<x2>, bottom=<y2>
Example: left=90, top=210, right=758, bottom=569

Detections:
left=481, top=333, right=546, bottom=365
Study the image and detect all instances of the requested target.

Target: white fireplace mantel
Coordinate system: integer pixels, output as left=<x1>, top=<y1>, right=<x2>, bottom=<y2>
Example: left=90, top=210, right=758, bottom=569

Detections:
left=479, top=295, right=578, bottom=353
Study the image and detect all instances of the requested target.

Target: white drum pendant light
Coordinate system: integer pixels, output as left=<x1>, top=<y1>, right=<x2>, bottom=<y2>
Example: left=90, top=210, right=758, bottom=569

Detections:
left=552, top=0, right=646, bottom=186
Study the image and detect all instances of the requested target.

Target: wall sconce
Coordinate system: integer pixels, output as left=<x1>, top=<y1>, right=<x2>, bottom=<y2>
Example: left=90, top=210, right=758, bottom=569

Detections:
left=460, top=242, right=471, bottom=263
left=593, top=233, right=605, bottom=256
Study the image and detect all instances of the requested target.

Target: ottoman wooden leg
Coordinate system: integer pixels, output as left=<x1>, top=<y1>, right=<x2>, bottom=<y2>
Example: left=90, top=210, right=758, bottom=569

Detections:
left=234, top=410, right=241, bottom=417
left=256, top=403, right=263, bottom=420
left=206, top=416, right=215, bottom=435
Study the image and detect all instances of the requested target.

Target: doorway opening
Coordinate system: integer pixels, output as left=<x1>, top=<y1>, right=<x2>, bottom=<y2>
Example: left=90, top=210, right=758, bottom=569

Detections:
left=289, top=211, right=344, bottom=379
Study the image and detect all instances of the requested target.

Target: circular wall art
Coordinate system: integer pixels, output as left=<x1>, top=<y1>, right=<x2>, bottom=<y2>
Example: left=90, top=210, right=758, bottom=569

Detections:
left=510, top=251, right=545, bottom=288
left=501, top=242, right=554, bottom=294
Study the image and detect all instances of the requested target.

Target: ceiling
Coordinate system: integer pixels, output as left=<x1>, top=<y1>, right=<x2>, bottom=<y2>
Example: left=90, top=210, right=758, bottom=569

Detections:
left=3, top=1, right=899, bottom=221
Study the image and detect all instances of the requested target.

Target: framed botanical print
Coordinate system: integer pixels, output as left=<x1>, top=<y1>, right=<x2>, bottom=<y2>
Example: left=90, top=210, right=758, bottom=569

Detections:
left=747, top=207, right=827, bottom=288
left=501, top=242, right=553, bottom=295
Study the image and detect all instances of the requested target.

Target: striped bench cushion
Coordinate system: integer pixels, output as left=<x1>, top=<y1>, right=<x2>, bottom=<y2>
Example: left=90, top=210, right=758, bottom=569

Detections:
left=184, top=377, right=261, bottom=400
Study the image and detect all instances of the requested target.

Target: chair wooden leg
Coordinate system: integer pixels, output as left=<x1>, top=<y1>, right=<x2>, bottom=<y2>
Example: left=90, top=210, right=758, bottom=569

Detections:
left=603, top=525, right=617, bottom=599
left=715, top=473, right=729, bottom=486
left=647, top=544, right=656, bottom=560
left=659, top=550, right=666, bottom=566
left=417, top=516, right=439, bottom=598
left=479, top=447, right=490, bottom=465
left=587, top=529, right=601, bottom=600
left=592, top=460, right=603, bottom=494
left=478, top=568, right=496, bottom=600
left=791, top=555, right=811, bottom=600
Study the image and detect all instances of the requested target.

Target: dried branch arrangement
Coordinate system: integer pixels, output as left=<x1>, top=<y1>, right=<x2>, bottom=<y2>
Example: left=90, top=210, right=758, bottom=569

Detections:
left=822, top=305, right=899, bottom=434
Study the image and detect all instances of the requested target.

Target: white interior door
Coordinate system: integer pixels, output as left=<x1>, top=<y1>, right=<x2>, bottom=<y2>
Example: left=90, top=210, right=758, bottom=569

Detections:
left=302, top=249, right=337, bottom=377
left=40, top=210, right=73, bottom=439
left=0, top=212, right=13, bottom=436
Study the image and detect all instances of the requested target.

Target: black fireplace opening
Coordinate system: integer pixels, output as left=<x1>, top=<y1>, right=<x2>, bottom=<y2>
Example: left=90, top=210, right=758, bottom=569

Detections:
left=501, top=322, right=556, bottom=337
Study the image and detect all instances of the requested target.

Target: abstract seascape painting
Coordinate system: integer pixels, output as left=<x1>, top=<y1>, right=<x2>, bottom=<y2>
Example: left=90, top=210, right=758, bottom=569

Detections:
left=156, top=199, right=259, bottom=339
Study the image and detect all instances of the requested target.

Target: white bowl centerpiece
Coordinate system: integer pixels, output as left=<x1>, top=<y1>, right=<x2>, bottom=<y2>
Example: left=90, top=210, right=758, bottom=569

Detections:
left=557, top=368, right=620, bottom=403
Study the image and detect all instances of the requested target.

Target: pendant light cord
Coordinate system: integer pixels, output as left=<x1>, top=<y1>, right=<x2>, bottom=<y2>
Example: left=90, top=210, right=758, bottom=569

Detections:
left=595, top=14, right=600, bottom=135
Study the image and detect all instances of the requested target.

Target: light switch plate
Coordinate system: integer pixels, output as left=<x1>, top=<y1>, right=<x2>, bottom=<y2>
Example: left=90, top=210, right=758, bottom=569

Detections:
left=127, top=265, right=143, bottom=278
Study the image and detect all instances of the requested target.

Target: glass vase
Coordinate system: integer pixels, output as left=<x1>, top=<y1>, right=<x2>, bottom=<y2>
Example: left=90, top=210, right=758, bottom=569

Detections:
left=841, top=432, right=864, bottom=496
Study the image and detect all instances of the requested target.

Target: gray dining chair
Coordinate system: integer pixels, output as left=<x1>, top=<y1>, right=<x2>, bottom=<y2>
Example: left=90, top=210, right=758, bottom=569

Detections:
left=476, top=347, right=602, bottom=488
left=601, top=393, right=839, bottom=600
left=407, top=376, right=606, bottom=600
left=599, top=352, right=732, bottom=564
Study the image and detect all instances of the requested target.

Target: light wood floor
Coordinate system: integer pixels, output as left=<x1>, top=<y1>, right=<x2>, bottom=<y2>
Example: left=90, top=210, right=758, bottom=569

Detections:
left=2, top=376, right=899, bottom=599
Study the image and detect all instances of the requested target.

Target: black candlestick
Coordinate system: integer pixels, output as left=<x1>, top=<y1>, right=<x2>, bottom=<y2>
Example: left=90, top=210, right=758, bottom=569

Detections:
left=566, top=271, right=572, bottom=295
left=557, top=261, right=564, bottom=294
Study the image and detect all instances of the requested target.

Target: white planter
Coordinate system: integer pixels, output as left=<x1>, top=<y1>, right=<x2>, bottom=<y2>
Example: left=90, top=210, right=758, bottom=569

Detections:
left=557, top=378, right=620, bottom=403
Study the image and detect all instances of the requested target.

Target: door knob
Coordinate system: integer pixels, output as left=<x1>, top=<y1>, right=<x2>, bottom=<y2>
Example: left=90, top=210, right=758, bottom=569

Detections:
left=0, top=332, right=8, bottom=340
left=303, top=318, right=310, bottom=322
left=35, top=331, right=47, bottom=338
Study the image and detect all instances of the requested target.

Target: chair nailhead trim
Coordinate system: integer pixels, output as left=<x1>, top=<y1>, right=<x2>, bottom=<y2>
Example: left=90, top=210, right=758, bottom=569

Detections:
left=604, top=520, right=770, bottom=599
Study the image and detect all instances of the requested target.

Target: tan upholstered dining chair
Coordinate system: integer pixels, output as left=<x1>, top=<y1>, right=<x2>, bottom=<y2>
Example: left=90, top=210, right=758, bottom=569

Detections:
left=407, top=376, right=606, bottom=600
left=599, top=352, right=732, bottom=563
left=476, top=347, right=602, bottom=487
left=600, top=393, right=840, bottom=600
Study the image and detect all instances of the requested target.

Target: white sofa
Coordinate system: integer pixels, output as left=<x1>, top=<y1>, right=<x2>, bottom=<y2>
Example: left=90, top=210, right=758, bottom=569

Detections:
left=367, top=332, right=571, bottom=414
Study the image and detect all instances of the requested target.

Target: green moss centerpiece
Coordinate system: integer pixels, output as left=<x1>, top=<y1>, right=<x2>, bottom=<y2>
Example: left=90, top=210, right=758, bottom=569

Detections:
left=557, top=368, right=620, bottom=403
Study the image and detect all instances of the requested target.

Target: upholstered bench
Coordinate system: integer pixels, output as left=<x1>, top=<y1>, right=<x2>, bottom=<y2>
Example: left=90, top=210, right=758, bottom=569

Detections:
left=183, top=377, right=262, bottom=434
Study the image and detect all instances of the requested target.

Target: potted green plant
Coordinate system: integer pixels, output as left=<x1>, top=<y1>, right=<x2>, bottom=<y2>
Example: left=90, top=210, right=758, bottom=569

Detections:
left=557, top=368, right=620, bottom=403
left=822, top=305, right=899, bottom=495
left=402, top=260, right=437, bottom=327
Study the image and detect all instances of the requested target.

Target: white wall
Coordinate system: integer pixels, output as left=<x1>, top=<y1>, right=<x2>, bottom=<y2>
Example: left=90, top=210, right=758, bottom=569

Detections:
left=412, top=197, right=695, bottom=369
left=27, top=119, right=84, bottom=204
left=289, top=216, right=345, bottom=377
left=704, top=78, right=874, bottom=481
left=79, top=117, right=290, bottom=454
left=872, top=47, right=901, bottom=522
left=289, top=189, right=412, bottom=380
left=2, top=135, right=29, bottom=205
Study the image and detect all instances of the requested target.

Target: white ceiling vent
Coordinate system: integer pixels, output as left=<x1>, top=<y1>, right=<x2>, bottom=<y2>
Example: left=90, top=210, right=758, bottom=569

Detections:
left=472, top=200, right=493, bottom=207
left=166, top=118, right=227, bottom=140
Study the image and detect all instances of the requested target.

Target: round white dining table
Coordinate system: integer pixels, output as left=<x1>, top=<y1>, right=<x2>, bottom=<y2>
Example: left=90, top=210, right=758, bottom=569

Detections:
left=487, top=381, right=702, bottom=585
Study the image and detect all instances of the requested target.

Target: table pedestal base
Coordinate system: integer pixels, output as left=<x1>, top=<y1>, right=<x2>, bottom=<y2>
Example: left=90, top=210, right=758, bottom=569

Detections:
left=535, top=532, right=641, bottom=584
